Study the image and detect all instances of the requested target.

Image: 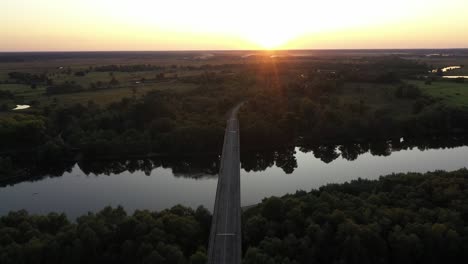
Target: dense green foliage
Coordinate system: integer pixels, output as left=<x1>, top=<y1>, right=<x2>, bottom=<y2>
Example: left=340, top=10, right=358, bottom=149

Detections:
left=238, top=58, right=468, bottom=148
left=0, top=206, right=211, bottom=264
left=2, top=170, right=468, bottom=263
left=0, top=77, right=245, bottom=162
left=44, top=84, right=242, bottom=157
left=46, top=81, right=84, bottom=94
left=8, top=72, right=52, bottom=86
left=243, top=169, right=468, bottom=264
left=0, top=90, right=14, bottom=99
left=0, top=114, right=46, bottom=148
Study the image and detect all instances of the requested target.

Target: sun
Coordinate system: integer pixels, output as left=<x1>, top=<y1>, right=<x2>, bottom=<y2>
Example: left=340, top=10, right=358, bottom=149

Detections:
left=247, top=31, right=293, bottom=49
left=235, top=5, right=305, bottom=50
left=242, top=24, right=301, bottom=49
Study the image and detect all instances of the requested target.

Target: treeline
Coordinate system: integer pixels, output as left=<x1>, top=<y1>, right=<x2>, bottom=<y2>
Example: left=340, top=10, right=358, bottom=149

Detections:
left=91, top=63, right=244, bottom=73
left=180, top=71, right=225, bottom=85
left=0, top=75, right=247, bottom=170
left=0, top=206, right=211, bottom=264
left=8, top=72, right=53, bottom=86
left=46, top=78, right=122, bottom=94
left=3, top=134, right=468, bottom=186
left=0, top=90, right=14, bottom=99
left=94, top=64, right=165, bottom=72
left=51, top=89, right=230, bottom=157
left=0, top=114, right=46, bottom=149
left=342, top=56, right=428, bottom=83
left=238, top=59, right=468, bottom=149
left=243, top=169, right=468, bottom=263
left=2, top=170, right=468, bottom=263
left=0, top=157, right=27, bottom=182
left=46, top=81, right=84, bottom=94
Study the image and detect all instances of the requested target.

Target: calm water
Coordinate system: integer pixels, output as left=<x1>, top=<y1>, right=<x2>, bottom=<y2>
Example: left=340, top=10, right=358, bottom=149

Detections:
left=1, top=139, right=468, bottom=218
left=442, top=76, right=468, bottom=79
left=12, top=104, right=30, bottom=110
left=431, top=66, right=462, bottom=73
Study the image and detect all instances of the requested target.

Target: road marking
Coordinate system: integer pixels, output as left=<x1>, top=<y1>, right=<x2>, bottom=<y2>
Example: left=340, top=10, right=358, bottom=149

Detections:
left=208, top=105, right=242, bottom=264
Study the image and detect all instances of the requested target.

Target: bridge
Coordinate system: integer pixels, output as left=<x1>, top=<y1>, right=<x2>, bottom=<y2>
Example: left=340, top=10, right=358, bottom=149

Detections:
left=207, top=104, right=242, bottom=264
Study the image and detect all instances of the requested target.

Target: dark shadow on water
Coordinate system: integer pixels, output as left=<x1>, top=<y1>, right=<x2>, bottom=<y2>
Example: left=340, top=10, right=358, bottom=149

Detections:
left=2, top=135, right=468, bottom=187
left=241, top=135, right=468, bottom=173
left=0, top=155, right=220, bottom=187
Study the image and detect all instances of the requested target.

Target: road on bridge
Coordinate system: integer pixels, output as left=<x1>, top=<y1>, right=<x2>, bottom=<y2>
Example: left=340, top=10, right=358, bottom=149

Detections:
left=207, top=104, right=242, bottom=264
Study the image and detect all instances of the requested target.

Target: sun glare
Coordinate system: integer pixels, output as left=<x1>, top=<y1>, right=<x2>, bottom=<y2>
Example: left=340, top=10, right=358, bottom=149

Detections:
left=2, top=0, right=467, bottom=51
left=231, top=3, right=307, bottom=49
left=245, top=30, right=296, bottom=49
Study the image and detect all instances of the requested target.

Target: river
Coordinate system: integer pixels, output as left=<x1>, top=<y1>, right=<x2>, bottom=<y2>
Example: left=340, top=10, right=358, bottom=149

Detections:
left=1, top=138, right=468, bottom=218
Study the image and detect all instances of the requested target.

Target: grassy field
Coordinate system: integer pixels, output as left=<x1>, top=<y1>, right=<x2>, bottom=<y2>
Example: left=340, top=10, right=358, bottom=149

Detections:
left=410, top=80, right=468, bottom=108
left=338, top=82, right=414, bottom=120
left=0, top=55, right=208, bottom=110
left=51, top=70, right=205, bottom=88
left=2, top=52, right=467, bottom=115
left=0, top=83, right=44, bottom=94
left=41, top=81, right=196, bottom=106
left=0, top=79, right=196, bottom=109
left=0, top=53, right=245, bottom=75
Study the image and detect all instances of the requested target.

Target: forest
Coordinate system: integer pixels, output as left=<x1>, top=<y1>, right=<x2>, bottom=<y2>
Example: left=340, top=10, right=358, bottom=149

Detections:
left=2, top=54, right=468, bottom=182
left=1, top=169, right=468, bottom=263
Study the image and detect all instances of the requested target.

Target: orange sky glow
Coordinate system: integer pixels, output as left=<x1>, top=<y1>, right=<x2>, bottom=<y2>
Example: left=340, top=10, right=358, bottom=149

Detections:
left=1, top=0, right=467, bottom=51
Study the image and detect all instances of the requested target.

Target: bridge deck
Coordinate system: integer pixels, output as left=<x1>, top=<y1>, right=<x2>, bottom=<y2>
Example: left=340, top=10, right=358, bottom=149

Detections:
left=207, top=106, right=242, bottom=264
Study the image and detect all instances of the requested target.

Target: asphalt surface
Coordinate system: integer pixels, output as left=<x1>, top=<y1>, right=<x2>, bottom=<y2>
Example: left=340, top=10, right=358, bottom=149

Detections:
left=207, top=104, right=242, bottom=264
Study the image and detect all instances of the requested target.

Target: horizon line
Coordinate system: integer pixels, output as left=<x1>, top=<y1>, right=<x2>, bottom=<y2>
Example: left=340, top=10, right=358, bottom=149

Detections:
left=1, top=48, right=468, bottom=53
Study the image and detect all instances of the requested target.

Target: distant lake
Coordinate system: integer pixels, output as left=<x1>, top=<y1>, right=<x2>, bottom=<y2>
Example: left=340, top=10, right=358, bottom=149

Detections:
left=12, top=104, right=30, bottom=110
left=1, top=138, right=468, bottom=218
left=442, top=76, right=468, bottom=79
left=431, top=66, right=462, bottom=73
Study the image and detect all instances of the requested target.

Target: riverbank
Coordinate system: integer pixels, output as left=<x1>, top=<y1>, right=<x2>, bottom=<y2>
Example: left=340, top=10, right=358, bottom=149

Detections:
left=2, top=169, right=468, bottom=263
left=3, top=133, right=468, bottom=184
left=2, top=141, right=468, bottom=218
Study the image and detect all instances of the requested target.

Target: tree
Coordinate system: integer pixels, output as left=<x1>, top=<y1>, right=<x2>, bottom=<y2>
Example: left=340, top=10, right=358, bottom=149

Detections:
left=262, top=197, right=284, bottom=221
left=109, top=77, right=119, bottom=86
left=190, top=250, right=207, bottom=264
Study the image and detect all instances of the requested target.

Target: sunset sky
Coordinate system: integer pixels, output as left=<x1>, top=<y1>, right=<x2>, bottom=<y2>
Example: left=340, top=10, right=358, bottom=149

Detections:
left=2, top=0, right=467, bottom=51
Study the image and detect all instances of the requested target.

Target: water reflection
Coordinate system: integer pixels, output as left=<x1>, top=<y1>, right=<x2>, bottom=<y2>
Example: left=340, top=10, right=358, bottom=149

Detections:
left=77, top=156, right=219, bottom=178
left=1, top=136, right=468, bottom=217
left=1, top=155, right=220, bottom=188
left=431, top=66, right=462, bottom=73
left=4, top=136, right=468, bottom=187
left=442, top=76, right=468, bottom=79
left=241, top=136, right=468, bottom=174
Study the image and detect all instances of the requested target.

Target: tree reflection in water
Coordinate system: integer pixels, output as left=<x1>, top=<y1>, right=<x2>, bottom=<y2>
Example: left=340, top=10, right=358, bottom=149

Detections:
left=3, top=136, right=468, bottom=187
